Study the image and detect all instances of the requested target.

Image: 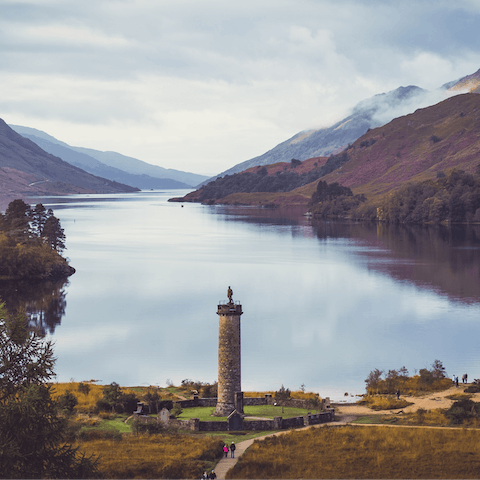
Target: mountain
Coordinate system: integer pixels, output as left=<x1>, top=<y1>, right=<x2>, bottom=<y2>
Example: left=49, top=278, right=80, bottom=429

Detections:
left=319, top=92, right=480, bottom=200
left=10, top=125, right=209, bottom=188
left=209, top=85, right=437, bottom=180
left=208, top=68, right=480, bottom=183
left=0, top=118, right=138, bottom=207
left=173, top=93, right=480, bottom=208
left=444, top=67, right=480, bottom=94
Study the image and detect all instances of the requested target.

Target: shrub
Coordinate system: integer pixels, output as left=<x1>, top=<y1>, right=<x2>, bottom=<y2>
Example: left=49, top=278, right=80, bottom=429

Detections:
left=57, top=390, right=78, bottom=414
left=445, top=399, right=480, bottom=425
left=357, top=395, right=412, bottom=411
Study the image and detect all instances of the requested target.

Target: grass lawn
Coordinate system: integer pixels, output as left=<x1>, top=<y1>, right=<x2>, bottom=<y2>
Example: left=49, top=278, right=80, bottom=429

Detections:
left=177, top=405, right=311, bottom=422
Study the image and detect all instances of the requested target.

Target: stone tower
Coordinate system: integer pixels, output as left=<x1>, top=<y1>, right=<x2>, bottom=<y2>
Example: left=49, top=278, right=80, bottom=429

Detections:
left=214, top=286, right=243, bottom=416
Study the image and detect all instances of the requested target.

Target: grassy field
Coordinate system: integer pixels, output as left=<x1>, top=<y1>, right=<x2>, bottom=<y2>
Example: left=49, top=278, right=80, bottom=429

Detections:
left=177, top=405, right=311, bottom=422
left=76, top=434, right=224, bottom=479
left=227, top=425, right=480, bottom=479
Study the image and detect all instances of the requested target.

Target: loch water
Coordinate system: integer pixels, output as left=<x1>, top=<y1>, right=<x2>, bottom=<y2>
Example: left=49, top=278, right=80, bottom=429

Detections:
left=4, top=190, right=480, bottom=401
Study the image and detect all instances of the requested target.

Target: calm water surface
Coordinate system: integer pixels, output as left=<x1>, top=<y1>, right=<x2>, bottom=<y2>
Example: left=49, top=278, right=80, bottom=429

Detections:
left=11, top=190, right=480, bottom=400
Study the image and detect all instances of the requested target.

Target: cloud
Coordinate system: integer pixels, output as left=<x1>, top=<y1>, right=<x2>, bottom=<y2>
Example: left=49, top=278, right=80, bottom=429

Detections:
left=1, top=0, right=480, bottom=174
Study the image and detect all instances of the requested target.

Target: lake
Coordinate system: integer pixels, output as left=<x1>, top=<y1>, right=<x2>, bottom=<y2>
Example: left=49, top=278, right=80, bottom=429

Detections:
left=5, top=190, right=480, bottom=401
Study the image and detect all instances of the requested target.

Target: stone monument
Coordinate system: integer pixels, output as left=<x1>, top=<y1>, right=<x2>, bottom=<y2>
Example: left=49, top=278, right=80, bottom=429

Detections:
left=214, top=286, right=243, bottom=416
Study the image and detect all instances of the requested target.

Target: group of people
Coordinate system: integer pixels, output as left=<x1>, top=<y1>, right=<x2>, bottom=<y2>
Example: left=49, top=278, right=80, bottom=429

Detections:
left=201, top=442, right=237, bottom=479
left=202, top=470, right=216, bottom=479
left=452, top=374, right=468, bottom=387
left=223, top=441, right=236, bottom=458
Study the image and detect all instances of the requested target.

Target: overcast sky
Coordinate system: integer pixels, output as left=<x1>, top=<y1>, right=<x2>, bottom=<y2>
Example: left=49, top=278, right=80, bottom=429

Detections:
left=2, top=0, right=480, bottom=175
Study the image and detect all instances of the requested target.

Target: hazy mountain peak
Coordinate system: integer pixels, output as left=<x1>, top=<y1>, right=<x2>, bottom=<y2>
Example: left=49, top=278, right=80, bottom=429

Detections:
left=446, top=68, right=480, bottom=93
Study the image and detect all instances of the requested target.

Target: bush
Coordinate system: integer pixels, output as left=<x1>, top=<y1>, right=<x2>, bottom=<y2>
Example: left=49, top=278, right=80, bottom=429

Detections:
left=357, top=395, right=412, bottom=411
left=57, top=390, right=78, bottom=414
left=445, top=399, right=480, bottom=425
left=133, top=419, right=164, bottom=435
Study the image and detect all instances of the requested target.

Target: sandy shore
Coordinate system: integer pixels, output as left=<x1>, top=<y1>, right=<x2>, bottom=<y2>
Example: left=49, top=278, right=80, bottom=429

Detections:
left=334, top=385, right=479, bottom=416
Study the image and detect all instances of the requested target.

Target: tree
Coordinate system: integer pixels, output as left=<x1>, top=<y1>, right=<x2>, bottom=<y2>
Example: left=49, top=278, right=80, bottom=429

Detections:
left=2, top=199, right=32, bottom=240
left=365, top=368, right=383, bottom=393
left=57, top=390, right=78, bottom=415
left=274, top=384, right=291, bottom=402
left=31, top=203, right=48, bottom=237
left=42, top=216, right=66, bottom=253
left=0, top=303, right=99, bottom=478
left=431, top=359, right=447, bottom=379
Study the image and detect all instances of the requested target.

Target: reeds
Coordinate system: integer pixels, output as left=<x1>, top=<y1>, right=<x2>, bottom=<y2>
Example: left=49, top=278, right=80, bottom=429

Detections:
left=227, top=425, right=480, bottom=479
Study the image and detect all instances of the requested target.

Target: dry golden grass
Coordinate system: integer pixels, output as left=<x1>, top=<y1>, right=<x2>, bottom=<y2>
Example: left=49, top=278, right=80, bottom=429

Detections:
left=243, top=390, right=320, bottom=401
left=76, top=434, right=224, bottom=479
left=358, top=395, right=412, bottom=410
left=50, top=382, right=183, bottom=413
left=227, top=425, right=480, bottom=479
left=398, top=408, right=450, bottom=426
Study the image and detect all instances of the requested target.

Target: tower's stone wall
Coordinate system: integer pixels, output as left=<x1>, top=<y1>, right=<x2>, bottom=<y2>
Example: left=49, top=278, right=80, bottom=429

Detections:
left=215, top=303, right=242, bottom=416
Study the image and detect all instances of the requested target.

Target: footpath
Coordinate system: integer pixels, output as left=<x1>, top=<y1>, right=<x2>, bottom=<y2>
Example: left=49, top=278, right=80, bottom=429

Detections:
left=212, top=416, right=353, bottom=479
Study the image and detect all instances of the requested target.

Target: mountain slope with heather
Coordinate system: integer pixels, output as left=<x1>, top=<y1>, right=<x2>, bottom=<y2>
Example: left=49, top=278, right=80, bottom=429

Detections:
left=208, top=68, right=480, bottom=183
left=320, top=93, right=480, bottom=200
left=172, top=93, right=480, bottom=209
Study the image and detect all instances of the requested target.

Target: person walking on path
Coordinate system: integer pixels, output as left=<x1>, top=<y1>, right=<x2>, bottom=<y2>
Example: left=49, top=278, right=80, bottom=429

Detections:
left=230, top=442, right=236, bottom=458
left=223, top=444, right=228, bottom=458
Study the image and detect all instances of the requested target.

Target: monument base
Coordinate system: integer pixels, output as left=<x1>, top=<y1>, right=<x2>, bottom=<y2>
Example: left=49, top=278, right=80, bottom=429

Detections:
left=214, top=403, right=235, bottom=417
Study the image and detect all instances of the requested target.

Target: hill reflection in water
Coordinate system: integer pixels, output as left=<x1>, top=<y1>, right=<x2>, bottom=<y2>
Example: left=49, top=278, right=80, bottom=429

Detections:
left=216, top=205, right=480, bottom=304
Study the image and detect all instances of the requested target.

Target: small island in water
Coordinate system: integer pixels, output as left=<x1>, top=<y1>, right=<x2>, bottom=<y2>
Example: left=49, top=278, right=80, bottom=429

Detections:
left=0, top=199, right=74, bottom=281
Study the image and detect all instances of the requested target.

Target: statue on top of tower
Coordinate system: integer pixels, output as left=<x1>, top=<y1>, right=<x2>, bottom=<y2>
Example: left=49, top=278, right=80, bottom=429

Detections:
left=227, top=286, right=233, bottom=304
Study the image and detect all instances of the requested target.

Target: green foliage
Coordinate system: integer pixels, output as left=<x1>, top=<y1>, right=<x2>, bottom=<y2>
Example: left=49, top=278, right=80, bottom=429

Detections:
left=274, top=384, right=291, bottom=402
left=195, top=152, right=350, bottom=202
left=378, top=169, right=480, bottom=223
left=57, top=390, right=78, bottom=414
left=96, top=382, right=139, bottom=414
left=0, top=200, right=72, bottom=281
left=170, top=403, right=183, bottom=418
left=0, top=304, right=99, bottom=478
left=310, top=180, right=369, bottom=218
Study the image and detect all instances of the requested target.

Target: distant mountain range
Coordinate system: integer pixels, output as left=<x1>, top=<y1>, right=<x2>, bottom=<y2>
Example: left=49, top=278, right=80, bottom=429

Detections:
left=209, top=68, right=480, bottom=181
left=0, top=119, right=138, bottom=207
left=174, top=92, right=480, bottom=207
left=9, top=125, right=209, bottom=189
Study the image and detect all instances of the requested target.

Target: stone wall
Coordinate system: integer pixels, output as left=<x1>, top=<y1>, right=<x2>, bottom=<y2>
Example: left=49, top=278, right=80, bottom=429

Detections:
left=136, top=409, right=334, bottom=432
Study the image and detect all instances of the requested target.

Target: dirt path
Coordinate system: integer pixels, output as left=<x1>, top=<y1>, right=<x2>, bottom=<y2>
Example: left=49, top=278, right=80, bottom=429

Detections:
left=213, top=417, right=354, bottom=479
left=335, top=384, right=478, bottom=416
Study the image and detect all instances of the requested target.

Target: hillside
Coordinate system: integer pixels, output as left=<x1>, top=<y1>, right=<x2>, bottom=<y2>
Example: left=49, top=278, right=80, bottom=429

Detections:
left=0, top=119, right=138, bottom=209
left=321, top=92, right=480, bottom=201
left=446, top=67, right=480, bottom=94
left=209, top=86, right=430, bottom=180
left=206, top=68, right=480, bottom=183
left=171, top=93, right=480, bottom=208
left=10, top=125, right=208, bottom=188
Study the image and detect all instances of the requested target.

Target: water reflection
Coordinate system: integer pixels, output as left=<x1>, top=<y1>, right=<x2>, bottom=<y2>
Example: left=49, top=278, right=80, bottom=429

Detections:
left=312, top=221, right=480, bottom=304
left=214, top=205, right=480, bottom=304
left=0, top=279, right=68, bottom=335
